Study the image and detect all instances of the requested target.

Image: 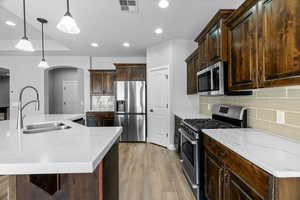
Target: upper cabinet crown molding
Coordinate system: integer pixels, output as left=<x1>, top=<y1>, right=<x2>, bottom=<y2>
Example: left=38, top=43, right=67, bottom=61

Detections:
left=195, top=9, right=235, bottom=43
left=114, top=63, right=146, bottom=81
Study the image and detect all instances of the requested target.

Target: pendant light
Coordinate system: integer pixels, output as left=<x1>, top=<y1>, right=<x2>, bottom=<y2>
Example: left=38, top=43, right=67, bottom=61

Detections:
left=56, top=0, right=80, bottom=34
left=37, top=18, right=49, bottom=68
left=15, top=0, right=35, bottom=52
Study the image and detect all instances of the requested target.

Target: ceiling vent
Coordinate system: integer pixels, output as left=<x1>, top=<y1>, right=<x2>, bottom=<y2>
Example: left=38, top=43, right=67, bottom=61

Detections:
left=119, top=0, right=138, bottom=12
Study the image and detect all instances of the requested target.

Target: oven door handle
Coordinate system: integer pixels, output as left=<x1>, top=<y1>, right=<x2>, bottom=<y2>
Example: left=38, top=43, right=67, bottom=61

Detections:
left=179, top=128, right=197, bottom=145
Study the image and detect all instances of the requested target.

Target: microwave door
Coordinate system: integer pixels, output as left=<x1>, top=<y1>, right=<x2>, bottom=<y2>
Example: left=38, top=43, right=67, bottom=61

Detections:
left=198, top=70, right=212, bottom=95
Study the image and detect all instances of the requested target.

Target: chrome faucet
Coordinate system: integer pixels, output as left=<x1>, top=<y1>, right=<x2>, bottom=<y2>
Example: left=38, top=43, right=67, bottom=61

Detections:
left=17, top=86, right=40, bottom=131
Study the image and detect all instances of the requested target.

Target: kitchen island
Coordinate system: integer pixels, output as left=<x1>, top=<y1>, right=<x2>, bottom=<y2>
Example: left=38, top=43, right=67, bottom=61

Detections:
left=0, top=114, right=122, bottom=200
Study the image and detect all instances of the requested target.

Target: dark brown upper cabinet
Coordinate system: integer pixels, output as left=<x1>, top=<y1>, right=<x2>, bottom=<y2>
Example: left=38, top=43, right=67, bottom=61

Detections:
left=198, top=37, right=208, bottom=71
left=115, top=64, right=146, bottom=81
left=195, top=9, right=235, bottom=67
left=226, top=2, right=258, bottom=90
left=226, top=0, right=300, bottom=90
left=185, top=49, right=199, bottom=95
left=257, top=0, right=300, bottom=88
left=89, top=70, right=116, bottom=96
left=102, top=71, right=116, bottom=95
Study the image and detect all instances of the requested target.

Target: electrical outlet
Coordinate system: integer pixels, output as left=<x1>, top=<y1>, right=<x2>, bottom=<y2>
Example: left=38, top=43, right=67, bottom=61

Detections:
left=276, top=111, right=285, bottom=124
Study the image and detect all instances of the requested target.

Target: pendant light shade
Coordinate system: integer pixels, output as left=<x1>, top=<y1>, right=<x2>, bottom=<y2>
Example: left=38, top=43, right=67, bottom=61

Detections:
left=57, top=0, right=80, bottom=34
left=37, top=18, right=49, bottom=69
left=15, top=37, right=35, bottom=52
left=15, top=0, right=35, bottom=52
left=38, top=59, right=50, bottom=68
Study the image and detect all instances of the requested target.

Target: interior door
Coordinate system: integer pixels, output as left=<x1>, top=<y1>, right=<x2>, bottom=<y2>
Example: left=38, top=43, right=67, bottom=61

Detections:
left=148, top=67, right=169, bottom=147
left=62, top=81, right=81, bottom=114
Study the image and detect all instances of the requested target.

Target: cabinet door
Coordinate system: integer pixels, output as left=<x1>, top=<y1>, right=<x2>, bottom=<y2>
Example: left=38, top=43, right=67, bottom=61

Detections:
left=224, top=170, right=263, bottom=200
left=102, top=71, right=116, bottom=95
left=198, top=37, right=208, bottom=71
left=187, top=58, right=197, bottom=95
left=205, top=152, right=224, bottom=200
left=258, top=0, right=300, bottom=88
left=130, top=66, right=146, bottom=81
left=228, top=5, right=258, bottom=90
left=91, top=71, right=103, bottom=95
left=116, top=68, right=129, bottom=81
left=103, top=118, right=114, bottom=127
left=207, top=24, right=221, bottom=64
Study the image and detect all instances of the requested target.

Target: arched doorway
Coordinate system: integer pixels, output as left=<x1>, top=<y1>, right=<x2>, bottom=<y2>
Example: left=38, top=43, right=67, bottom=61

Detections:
left=0, top=67, right=10, bottom=120
left=44, top=66, right=84, bottom=114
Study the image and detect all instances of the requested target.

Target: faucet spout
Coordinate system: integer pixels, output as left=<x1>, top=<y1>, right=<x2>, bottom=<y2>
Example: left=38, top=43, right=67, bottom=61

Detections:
left=17, top=86, right=40, bottom=131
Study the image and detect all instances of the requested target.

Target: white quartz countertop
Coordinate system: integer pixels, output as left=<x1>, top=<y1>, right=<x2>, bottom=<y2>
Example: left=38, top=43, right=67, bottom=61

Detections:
left=0, top=114, right=122, bottom=175
left=202, top=128, right=300, bottom=178
left=173, top=111, right=211, bottom=119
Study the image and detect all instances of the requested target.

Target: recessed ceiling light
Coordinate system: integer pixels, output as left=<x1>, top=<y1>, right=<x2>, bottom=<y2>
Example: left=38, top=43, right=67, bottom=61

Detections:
left=5, top=21, right=16, bottom=27
left=91, top=43, right=99, bottom=47
left=158, top=0, right=169, bottom=8
left=155, top=28, right=163, bottom=34
left=123, top=42, right=130, bottom=47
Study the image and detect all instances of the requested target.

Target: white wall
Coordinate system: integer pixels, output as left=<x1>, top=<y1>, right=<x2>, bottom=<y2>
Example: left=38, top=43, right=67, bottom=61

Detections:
left=0, top=56, right=145, bottom=119
left=146, top=40, right=198, bottom=148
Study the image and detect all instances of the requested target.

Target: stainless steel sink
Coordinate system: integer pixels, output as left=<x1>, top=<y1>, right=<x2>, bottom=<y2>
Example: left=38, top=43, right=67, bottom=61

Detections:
left=22, top=122, right=72, bottom=134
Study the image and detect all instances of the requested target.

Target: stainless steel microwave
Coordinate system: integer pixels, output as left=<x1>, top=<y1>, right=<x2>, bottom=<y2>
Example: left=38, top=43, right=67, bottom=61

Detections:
left=197, top=62, right=225, bottom=96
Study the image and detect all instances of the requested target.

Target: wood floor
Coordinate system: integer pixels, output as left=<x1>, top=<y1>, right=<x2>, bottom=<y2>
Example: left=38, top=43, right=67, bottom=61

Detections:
left=119, top=143, right=196, bottom=200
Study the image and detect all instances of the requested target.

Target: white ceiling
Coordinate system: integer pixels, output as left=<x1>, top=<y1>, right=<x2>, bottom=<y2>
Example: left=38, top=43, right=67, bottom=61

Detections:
left=0, top=0, right=244, bottom=57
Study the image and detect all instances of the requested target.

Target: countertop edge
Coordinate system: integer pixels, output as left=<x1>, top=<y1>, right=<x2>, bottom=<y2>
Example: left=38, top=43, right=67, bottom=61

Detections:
left=202, top=128, right=300, bottom=178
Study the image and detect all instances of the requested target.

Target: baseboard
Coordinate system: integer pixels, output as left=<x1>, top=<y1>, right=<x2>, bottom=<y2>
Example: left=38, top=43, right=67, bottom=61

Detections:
left=168, top=144, right=176, bottom=151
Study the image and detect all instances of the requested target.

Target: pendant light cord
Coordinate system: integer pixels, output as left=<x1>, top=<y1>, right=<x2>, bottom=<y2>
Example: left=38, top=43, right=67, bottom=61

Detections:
left=23, top=0, right=27, bottom=38
left=41, top=23, right=45, bottom=60
left=66, top=0, right=70, bottom=14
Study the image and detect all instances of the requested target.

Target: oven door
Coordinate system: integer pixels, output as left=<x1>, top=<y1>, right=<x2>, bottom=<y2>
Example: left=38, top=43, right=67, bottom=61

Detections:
left=179, top=128, right=199, bottom=186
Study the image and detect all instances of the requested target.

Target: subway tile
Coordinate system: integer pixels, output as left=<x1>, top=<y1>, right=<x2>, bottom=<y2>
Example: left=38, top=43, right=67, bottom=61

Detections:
left=257, top=109, right=276, bottom=122
left=256, top=87, right=287, bottom=98
left=247, top=108, right=257, bottom=119
left=199, top=103, right=210, bottom=114
left=268, top=123, right=300, bottom=142
left=248, top=117, right=270, bottom=131
left=285, top=112, right=300, bottom=127
left=287, top=88, right=300, bottom=98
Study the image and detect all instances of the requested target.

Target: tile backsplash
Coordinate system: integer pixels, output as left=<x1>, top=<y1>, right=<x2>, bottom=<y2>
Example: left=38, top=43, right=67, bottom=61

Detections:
left=199, top=86, right=300, bottom=141
left=91, top=96, right=114, bottom=111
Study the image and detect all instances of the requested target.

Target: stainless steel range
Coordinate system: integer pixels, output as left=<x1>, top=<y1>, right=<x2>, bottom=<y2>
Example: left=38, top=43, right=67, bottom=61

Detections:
left=179, top=104, right=247, bottom=200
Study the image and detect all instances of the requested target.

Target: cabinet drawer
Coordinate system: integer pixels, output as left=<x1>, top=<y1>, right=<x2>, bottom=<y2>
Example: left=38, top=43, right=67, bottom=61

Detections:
left=203, top=134, right=272, bottom=199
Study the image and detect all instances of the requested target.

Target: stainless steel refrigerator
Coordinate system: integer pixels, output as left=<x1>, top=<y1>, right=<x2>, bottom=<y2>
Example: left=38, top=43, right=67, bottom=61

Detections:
left=114, top=81, right=146, bottom=142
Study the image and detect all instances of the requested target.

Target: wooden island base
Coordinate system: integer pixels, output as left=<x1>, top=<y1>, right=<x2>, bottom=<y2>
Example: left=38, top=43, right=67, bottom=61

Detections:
left=14, top=142, right=119, bottom=200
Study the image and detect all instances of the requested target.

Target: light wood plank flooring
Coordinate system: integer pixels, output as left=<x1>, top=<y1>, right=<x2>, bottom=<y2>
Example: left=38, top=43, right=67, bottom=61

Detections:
left=119, top=143, right=196, bottom=200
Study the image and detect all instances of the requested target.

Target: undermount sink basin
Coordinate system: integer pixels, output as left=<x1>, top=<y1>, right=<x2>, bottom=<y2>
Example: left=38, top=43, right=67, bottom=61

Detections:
left=22, top=122, right=72, bottom=134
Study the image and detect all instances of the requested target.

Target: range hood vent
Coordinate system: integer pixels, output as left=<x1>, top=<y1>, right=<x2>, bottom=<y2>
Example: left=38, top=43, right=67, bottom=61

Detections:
left=119, top=0, right=138, bottom=12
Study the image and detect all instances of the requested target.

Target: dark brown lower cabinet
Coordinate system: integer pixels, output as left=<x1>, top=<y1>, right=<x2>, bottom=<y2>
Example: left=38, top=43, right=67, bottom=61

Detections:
left=86, top=112, right=115, bottom=127
left=204, top=152, right=224, bottom=200
left=224, top=169, right=263, bottom=200
left=204, top=134, right=300, bottom=200
left=15, top=142, right=119, bottom=200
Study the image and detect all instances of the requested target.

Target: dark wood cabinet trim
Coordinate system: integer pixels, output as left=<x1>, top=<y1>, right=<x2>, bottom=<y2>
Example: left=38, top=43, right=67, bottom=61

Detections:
left=114, top=63, right=146, bottom=67
left=195, top=9, right=235, bottom=42
left=225, top=0, right=258, bottom=26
